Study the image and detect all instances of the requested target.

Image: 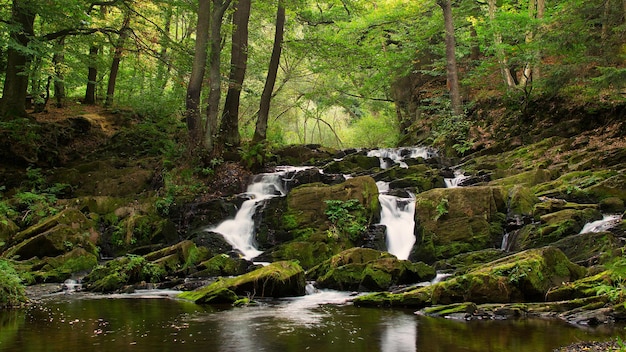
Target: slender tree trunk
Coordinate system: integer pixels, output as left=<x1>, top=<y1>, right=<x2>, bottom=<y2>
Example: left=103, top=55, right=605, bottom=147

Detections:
left=53, top=37, right=66, bottom=108
left=105, top=13, right=131, bottom=107
left=0, top=0, right=36, bottom=119
left=218, top=0, right=251, bottom=149
left=84, top=45, right=99, bottom=104
left=157, top=7, right=173, bottom=91
left=601, top=0, right=611, bottom=41
left=185, top=0, right=211, bottom=144
left=487, top=0, right=516, bottom=89
left=253, top=1, right=285, bottom=144
left=438, top=0, right=462, bottom=115
left=205, top=0, right=232, bottom=151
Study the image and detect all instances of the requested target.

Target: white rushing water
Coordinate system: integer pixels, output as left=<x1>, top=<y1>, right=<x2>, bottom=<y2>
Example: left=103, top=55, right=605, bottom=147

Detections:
left=368, top=147, right=437, bottom=169
left=209, top=167, right=309, bottom=260
left=377, top=181, right=416, bottom=260
left=579, top=214, right=623, bottom=234
left=444, top=169, right=469, bottom=188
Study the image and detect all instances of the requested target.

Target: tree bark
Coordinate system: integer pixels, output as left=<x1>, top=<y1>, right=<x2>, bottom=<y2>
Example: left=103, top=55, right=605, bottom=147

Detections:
left=105, top=13, right=131, bottom=107
left=185, top=0, right=211, bottom=144
left=218, top=0, right=251, bottom=149
left=84, top=45, right=99, bottom=104
left=253, top=1, right=285, bottom=144
left=487, top=0, right=516, bottom=89
left=437, top=0, right=462, bottom=115
left=205, top=0, right=232, bottom=151
left=53, top=37, right=66, bottom=108
left=0, top=0, right=36, bottom=119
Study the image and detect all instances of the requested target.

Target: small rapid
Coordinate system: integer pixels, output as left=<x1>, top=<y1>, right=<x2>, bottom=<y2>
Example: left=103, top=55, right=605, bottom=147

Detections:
left=580, top=214, right=623, bottom=234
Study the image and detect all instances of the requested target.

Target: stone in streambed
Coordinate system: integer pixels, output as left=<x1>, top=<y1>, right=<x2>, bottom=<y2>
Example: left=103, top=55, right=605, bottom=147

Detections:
left=353, top=246, right=585, bottom=308
left=179, top=261, right=306, bottom=304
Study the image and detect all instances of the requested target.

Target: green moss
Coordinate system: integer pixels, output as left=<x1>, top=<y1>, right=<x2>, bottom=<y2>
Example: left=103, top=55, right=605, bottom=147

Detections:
left=0, top=260, right=27, bottom=308
left=180, top=261, right=306, bottom=304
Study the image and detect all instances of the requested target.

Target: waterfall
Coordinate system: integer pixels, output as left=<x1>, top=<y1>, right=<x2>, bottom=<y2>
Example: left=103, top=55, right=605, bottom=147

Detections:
left=209, top=167, right=308, bottom=260
left=377, top=181, right=416, bottom=260
left=580, top=214, right=622, bottom=234
left=368, top=147, right=437, bottom=169
left=444, top=169, right=468, bottom=188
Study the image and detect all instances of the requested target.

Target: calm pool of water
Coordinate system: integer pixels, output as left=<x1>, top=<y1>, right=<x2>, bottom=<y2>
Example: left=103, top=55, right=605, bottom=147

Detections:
left=0, top=289, right=622, bottom=352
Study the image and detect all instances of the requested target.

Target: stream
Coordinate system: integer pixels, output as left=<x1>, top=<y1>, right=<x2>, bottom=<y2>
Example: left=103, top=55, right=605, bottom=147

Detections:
left=1, top=289, right=623, bottom=352
left=3, top=147, right=624, bottom=351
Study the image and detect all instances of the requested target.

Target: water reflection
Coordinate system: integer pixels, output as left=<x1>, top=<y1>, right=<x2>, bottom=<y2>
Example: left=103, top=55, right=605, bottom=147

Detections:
left=0, top=291, right=623, bottom=352
left=381, top=313, right=417, bottom=352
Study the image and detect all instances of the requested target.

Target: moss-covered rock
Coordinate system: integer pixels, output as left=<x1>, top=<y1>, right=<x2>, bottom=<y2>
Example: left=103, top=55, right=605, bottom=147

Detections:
left=83, top=254, right=166, bottom=293
left=433, top=248, right=507, bottom=274
left=261, top=240, right=339, bottom=269
left=272, top=145, right=336, bottom=166
left=322, top=154, right=381, bottom=174
left=489, top=169, right=553, bottom=188
left=2, top=211, right=98, bottom=261
left=411, top=187, right=507, bottom=263
left=551, top=231, right=622, bottom=266
left=307, top=248, right=435, bottom=291
left=544, top=271, right=613, bottom=302
left=510, top=208, right=602, bottom=251
left=354, top=247, right=586, bottom=308
left=179, top=261, right=306, bottom=304
left=49, top=159, right=156, bottom=197
left=285, top=176, right=380, bottom=233
left=30, top=248, right=99, bottom=283
left=194, top=254, right=253, bottom=277
left=533, top=170, right=619, bottom=203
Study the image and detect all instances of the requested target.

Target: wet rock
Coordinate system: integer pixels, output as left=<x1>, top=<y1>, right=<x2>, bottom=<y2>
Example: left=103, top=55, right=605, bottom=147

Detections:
left=411, top=187, right=507, bottom=263
left=179, top=261, right=306, bottom=304
left=354, top=246, right=585, bottom=308
left=284, top=176, right=380, bottom=235
left=193, top=254, right=254, bottom=277
left=307, top=248, right=435, bottom=291
left=510, top=208, right=602, bottom=251
left=188, top=231, right=234, bottom=258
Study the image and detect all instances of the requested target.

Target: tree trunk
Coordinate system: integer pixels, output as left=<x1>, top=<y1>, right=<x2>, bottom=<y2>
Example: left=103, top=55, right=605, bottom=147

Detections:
left=53, top=37, right=66, bottom=108
left=84, top=45, right=99, bottom=105
left=438, top=0, right=462, bottom=115
left=0, top=0, right=36, bottom=119
left=218, top=0, right=251, bottom=150
left=185, top=0, right=211, bottom=144
left=156, top=7, right=173, bottom=91
left=105, top=13, right=131, bottom=107
left=205, top=0, right=232, bottom=151
left=487, top=0, right=516, bottom=89
left=253, top=1, right=285, bottom=144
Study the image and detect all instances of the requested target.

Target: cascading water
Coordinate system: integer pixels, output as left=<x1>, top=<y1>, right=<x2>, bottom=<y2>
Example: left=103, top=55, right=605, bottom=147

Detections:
left=444, top=169, right=469, bottom=188
left=580, top=214, right=623, bottom=234
left=208, top=167, right=307, bottom=260
left=377, top=181, right=416, bottom=260
left=368, top=147, right=437, bottom=169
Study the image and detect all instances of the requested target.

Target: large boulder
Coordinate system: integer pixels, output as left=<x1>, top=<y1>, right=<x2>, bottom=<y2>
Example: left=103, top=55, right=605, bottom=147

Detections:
left=509, top=207, right=602, bottom=251
left=179, top=261, right=306, bottom=304
left=307, top=248, right=436, bottom=291
left=354, top=246, right=586, bottom=308
left=285, top=176, right=380, bottom=233
left=2, top=209, right=98, bottom=260
left=411, top=187, right=507, bottom=263
left=192, top=254, right=255, bottom=277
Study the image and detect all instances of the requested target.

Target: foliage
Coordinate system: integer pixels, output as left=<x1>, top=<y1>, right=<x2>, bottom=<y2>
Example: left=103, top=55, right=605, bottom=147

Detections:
left=0, top=260, right=26, bottom=308
left=433, top=197, right=449, bottom=221
left=341, top=112, right=399, bottom=148
left=596, top=251, right=626, bottom=305
left=324, top=199, right=367, bottom=242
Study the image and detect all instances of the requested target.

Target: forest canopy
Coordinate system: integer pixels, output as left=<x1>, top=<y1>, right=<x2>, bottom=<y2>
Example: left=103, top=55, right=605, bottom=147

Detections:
left=0, top=0, right=624, bottom=156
